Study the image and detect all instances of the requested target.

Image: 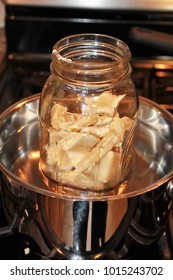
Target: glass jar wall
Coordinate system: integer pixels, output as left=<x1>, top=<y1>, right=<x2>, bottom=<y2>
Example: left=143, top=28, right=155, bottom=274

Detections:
left=39, top=33, right=138, bottom=192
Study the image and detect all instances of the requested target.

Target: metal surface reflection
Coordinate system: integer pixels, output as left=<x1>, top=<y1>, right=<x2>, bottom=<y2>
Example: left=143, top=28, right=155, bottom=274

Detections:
left=3, top=0, right=173, bottom=12
left=0, top=94, right=173, bottom=200
left=0, top=94, right=173, bottom=259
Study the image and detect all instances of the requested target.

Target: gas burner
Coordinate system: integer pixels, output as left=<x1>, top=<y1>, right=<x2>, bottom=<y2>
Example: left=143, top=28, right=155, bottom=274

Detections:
left=0, top=213, right=173, bottom=260
left=0, top=233, right=42, bottom=260
left=0, top=58, right=50, bottom=113
left=131, top=62, right=173, bottom=113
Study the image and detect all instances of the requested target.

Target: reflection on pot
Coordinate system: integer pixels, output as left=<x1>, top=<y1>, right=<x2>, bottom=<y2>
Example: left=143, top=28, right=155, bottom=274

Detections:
left=0, top=94, right=173, bottom=259
left=0, top=171, right=171, bottom=259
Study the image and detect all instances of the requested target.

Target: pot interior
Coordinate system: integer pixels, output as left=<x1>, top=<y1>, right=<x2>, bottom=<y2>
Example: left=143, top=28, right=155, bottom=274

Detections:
left=0, top=94, right=173, bottom=200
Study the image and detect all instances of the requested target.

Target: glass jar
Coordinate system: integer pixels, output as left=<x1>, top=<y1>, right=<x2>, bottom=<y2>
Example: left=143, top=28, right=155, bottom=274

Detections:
left=39, top=33, right=138, bottom=192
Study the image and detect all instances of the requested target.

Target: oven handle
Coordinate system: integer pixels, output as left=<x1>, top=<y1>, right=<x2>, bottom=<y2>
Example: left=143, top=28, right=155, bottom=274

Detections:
left=129, top=27, right=173, bottom=52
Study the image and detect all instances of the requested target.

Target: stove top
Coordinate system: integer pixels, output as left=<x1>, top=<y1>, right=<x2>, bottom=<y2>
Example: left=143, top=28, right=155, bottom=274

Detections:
left=1, top=55, right=173, bottom=114
left=0, top=55, right=50, bottom=113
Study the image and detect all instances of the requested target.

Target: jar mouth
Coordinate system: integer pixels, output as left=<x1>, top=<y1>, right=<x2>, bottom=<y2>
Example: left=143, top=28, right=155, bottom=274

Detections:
left=51, top=33, right=131, bottom=83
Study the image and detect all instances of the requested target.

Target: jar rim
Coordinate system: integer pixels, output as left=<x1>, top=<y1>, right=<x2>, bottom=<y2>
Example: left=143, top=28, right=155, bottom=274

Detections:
left=51, top=33, right=132, bottom=84
left=52, top=33, right=131, bottom=68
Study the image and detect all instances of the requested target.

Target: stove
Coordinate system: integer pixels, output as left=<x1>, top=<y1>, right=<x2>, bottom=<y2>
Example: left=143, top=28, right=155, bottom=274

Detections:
left=0, top=0, right=173, bottom=260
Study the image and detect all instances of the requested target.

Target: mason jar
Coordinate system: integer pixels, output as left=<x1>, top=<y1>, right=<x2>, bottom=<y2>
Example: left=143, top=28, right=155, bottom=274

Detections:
left=39, top=33, right=138, bottom=192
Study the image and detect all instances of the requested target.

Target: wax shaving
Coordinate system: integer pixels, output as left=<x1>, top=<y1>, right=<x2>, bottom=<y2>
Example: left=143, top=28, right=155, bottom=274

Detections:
left=46, top=92, right=133, bottom=190
left=52, top=49, right=72, bottom=64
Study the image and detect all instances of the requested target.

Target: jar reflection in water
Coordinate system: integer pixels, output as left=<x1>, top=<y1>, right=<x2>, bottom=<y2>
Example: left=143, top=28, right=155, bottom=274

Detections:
left=39, top=33, right=138, bottom=191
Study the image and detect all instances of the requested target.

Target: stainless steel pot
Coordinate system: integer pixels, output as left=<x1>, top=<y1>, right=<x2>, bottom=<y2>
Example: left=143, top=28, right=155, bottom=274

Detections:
left=0, top=94, right=173, bottom=259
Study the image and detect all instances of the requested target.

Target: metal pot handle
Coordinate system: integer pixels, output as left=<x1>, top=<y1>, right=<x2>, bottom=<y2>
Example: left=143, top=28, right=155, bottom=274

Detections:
left=0, top=213, right=19, bottom=237
left=166, top=179, right=173, bottom=198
